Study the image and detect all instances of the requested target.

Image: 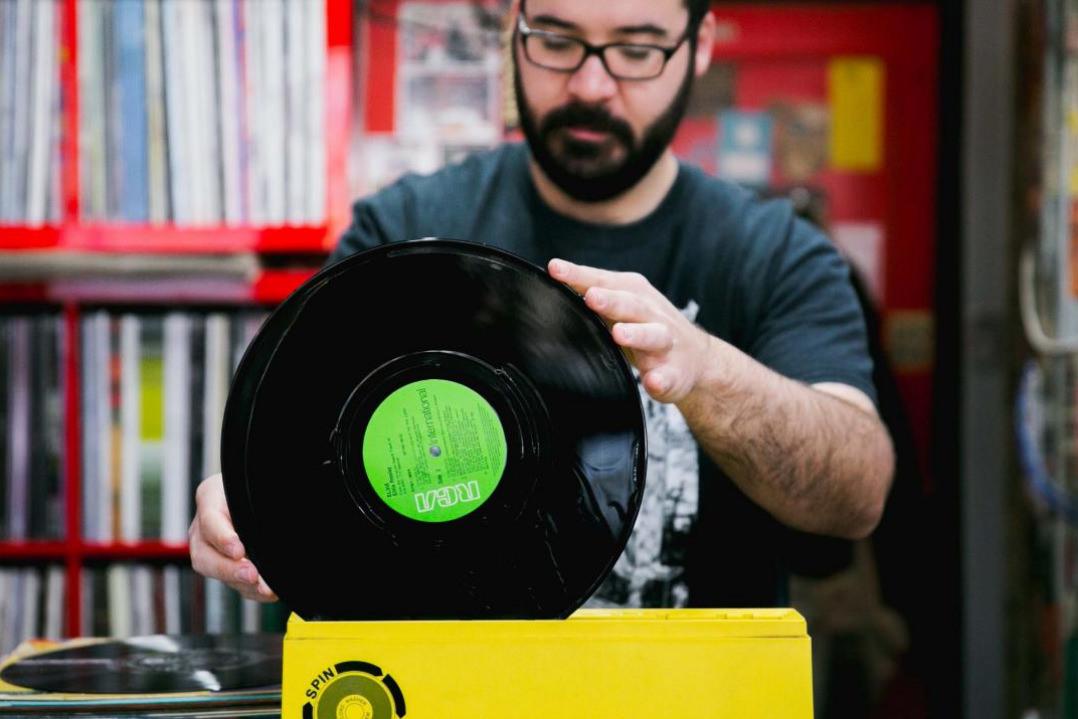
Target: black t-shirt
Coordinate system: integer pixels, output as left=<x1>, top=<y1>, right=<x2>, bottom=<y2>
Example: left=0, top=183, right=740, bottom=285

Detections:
left=331, top=142, right=875, bottom=608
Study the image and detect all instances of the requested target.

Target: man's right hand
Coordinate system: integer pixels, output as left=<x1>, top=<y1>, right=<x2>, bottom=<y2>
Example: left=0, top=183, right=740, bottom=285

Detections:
left=188, top=474, right=278, bottom=602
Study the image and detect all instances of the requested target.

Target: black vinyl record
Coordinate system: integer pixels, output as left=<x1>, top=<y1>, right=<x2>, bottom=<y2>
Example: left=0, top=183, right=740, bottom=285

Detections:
left=0, top=634, right=281, bottom=694
left=222, top=239, right=646, bottom=621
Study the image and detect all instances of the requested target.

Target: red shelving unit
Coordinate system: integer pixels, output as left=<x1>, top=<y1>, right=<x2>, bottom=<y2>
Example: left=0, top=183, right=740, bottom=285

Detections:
left=1, top=225, right=332, bottom=254
left=0, top=0, right=352, bottom=637
left=0, top=541, right=189, bottom=562
left=0, top=0, right=354, bottom=254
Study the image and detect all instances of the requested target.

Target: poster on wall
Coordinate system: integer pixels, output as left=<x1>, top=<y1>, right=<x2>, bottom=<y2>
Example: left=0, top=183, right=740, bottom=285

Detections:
left=717, top=110, right=773, bottom=187
left=397, top=2, right=502, bottom=146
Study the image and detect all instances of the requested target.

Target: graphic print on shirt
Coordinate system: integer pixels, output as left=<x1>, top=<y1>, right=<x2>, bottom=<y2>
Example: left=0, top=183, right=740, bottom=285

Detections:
left=586, top=301, right=701, bottom=609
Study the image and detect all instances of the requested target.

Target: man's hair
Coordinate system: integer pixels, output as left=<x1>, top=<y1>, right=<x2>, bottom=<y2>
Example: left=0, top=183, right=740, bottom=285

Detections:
left=685, top=0, right=710, bottom=31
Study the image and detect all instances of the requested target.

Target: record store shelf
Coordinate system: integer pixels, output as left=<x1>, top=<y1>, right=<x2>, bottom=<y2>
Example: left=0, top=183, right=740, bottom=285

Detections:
left=0, top=268, right=316, bottom=305
left=0, top=0, right=353, bottom=638
left=0, top=225, right=333, bottom=254
left=0, top=541, right=189, bottom=562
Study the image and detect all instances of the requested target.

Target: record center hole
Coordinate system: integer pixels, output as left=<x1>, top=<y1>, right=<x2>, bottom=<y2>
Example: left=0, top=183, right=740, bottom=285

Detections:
left=337, top=695, right=374, bottom=719
left=429, top=445, right=441, bottom=457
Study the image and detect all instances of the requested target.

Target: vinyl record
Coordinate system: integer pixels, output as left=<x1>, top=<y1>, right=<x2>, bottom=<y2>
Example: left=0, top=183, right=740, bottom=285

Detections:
left=0, top=634, right=281, bottom=694
left=222, top=239, right=646, bottom=621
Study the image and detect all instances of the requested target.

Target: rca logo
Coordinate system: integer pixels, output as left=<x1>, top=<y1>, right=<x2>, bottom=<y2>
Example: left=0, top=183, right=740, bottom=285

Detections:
left=413, top=480, right=481, bottom=513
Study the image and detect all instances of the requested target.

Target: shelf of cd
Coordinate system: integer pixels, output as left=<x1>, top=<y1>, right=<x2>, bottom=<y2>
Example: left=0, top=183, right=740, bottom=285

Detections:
left=1, top=292, right=295, bottom=640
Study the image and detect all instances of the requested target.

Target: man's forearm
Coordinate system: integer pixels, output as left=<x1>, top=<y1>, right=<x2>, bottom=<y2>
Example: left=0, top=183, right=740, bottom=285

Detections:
left=541, top=256, right=894, bottom=537
left=678, top=336, right=895, bottom=539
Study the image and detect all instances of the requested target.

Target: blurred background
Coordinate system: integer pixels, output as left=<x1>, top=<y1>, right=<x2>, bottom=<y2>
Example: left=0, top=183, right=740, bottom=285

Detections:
left=0, top=0, right=1060, bottom=716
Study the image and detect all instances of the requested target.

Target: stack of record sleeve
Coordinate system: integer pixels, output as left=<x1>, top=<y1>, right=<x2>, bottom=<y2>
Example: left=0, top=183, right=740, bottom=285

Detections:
left=0, top=633, right=281, bottom=717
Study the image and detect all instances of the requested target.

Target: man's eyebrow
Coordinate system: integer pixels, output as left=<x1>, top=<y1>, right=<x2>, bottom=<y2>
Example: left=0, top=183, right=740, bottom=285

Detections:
left=529, top=15, right=672, bottom=39
left=613, top=23, right=670, bottom=39
left=529, top=14, right=578, bottom=31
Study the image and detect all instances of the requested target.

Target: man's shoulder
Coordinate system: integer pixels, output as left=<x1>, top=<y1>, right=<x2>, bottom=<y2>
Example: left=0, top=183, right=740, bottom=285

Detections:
left=678, top=164, right=794, bottom=227
left=333, top=144, right=528, bottom=261
left=677, top=162, right=755, bottom=205
left=674, top=163, right=808, bottom=257
left=369, top=143, right=525, bottom=209
left=670, top=163, right=846, bottom=317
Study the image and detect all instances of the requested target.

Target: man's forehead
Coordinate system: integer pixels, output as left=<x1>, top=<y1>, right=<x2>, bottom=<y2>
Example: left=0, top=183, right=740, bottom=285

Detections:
left=523, top=0, right=688, bottom=34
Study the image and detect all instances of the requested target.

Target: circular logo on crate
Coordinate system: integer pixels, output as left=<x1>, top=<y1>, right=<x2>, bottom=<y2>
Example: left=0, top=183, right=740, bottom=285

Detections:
left=302, top=661, right=406, bottom=719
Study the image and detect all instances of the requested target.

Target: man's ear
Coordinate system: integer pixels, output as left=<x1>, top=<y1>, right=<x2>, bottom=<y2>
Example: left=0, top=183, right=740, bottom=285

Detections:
left=693, top=11, right=715, bottom=77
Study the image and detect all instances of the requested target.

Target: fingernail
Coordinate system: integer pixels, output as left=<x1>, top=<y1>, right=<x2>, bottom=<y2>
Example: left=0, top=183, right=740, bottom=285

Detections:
left=549, top=259, right=566, bottom=275
left=619, top=325, right=633, bottom=341
left=235, top=565, right=257, bottom=584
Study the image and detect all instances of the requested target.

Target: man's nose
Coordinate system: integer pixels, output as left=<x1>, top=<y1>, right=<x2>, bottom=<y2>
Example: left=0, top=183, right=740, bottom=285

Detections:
left=566, top=53, right=618, bottom=103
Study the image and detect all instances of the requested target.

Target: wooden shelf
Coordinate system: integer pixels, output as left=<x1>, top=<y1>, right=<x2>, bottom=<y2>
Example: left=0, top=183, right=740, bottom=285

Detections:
left=0, top=226, right=62, bottom=250
left=0, top=224, right=333, bottom=254
left=0, top=541, right=70, bottom=560
left=80, top=542, right=190, bottom=561
left=0, top=541, right=191, bottom=561
left=252, top=269, right=320, bottom=303
left=0, top=269, right=316, bottom=305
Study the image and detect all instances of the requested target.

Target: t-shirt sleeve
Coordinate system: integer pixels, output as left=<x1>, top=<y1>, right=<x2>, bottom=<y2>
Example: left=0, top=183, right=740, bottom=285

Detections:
left=326, top=181, right=416, bottom=267
left=326, top=146, right=524, bottom=268
left=740, top=201, right=877, bottom=405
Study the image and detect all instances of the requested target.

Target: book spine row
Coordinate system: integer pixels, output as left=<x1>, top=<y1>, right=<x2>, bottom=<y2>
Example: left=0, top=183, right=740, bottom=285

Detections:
left=79, top=309, right=268, bottom=543
left=0, top=0, right=62, bottom=225
left=79, top=564, right=287, bottom=640
left=0, top=565, right=66, bottom=657
left=0, top=313, right=65, bottom=542
left=78, top=0, right=327, bottom=226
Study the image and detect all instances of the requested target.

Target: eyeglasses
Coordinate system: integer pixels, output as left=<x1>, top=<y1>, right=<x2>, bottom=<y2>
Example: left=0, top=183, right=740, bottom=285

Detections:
left=516, top=12, right=691, bottom=82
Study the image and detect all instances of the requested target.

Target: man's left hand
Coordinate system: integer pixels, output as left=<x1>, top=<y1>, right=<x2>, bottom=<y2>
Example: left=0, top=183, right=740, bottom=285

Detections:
left=548, top=258, right=712, bottom=404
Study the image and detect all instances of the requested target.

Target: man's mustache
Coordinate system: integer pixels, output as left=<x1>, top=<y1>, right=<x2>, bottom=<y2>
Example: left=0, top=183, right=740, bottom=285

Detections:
left=540, top=103, right=634, bottom=147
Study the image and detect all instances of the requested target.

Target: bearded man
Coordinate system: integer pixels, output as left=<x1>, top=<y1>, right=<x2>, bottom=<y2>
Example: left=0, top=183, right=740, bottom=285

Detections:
left=190, top=0, right=894, bottom=610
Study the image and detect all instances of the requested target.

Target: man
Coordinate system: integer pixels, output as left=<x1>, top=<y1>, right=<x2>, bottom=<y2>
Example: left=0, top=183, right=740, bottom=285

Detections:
left=190, top=0, right=894, bottom=609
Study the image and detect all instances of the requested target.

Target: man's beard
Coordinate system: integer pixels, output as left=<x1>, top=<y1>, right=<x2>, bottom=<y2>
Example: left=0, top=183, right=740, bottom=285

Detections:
left=514, top=47, right=695, bottom=203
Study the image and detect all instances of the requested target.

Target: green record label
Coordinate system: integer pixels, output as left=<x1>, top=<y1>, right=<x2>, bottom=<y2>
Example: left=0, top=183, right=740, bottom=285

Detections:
left=361, top=379, right=507, bottom=523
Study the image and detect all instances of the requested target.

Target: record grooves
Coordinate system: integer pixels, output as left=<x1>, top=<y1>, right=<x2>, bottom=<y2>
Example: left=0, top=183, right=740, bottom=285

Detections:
left=222, top=239, right=647, bottom=621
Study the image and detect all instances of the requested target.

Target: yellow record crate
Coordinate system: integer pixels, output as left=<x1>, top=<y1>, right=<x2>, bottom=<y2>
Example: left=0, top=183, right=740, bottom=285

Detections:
left=283, top=608, right=813, bottom=718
